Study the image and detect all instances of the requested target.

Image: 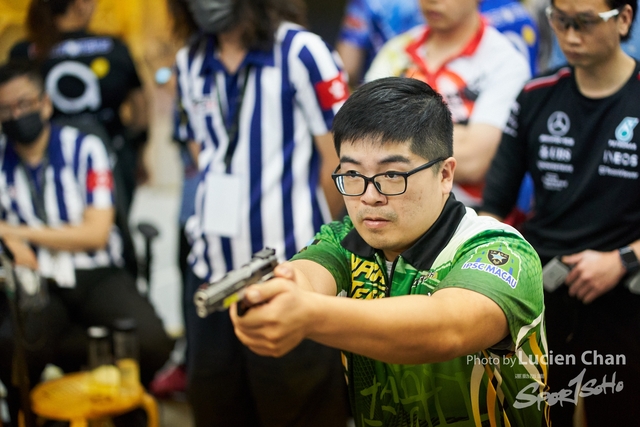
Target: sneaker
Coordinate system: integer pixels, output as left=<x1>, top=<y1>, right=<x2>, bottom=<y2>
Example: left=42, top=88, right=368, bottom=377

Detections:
left=149, top=364, right=187, bottom=398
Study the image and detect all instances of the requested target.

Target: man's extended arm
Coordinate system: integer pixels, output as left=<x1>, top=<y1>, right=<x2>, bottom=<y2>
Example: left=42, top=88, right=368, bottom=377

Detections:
left=0, top=206, right=114, bottom=252
left=231, top=260, right=508, bottom=364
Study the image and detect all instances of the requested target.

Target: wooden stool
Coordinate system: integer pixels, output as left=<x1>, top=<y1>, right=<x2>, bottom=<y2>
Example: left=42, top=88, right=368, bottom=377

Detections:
left=28, top=371, right=158, bottom=427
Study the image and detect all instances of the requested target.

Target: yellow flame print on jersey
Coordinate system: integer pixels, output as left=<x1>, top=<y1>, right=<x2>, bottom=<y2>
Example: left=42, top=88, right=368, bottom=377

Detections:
left=350, top=254, right=387, bottom=299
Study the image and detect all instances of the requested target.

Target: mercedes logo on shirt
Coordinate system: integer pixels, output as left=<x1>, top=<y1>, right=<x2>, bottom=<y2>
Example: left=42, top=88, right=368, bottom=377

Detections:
left=547, top=111, right=571, bottom=136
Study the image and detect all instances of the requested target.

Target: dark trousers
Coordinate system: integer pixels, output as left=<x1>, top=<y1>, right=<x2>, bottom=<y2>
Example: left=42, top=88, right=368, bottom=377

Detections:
left=0, top=267, right=173, bottom=425
left=185, top=269, right=349, bottom=427
left=544, top=284, right=640, bottom=426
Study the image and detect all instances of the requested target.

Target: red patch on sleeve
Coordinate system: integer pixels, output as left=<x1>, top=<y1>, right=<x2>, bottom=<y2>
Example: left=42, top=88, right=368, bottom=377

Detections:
left=87, top=170, right=113, bottom=192
left=315, top=76, right=349, bottom=110
left=343, top=16, right=366, bottom=31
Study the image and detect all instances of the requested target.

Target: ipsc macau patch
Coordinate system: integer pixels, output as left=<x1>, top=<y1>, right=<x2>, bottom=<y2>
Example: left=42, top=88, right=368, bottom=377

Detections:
left=488, top=250, right=509, bottom=266
left=461, top=243, right=522, bottom=289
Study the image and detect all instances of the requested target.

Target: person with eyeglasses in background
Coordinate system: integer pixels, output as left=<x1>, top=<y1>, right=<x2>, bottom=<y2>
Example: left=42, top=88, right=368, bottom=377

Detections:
left=546, top=0, right=640, bottom=69
left=481, top=0, right=640, bottom=424
left=231, top=77, right=549, bottom=427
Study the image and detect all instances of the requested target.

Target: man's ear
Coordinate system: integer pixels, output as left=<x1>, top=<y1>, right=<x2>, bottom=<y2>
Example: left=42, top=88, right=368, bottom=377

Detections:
left=440, top=157, right=456, bottom=193
left=618, top=4, right=634, bottom=39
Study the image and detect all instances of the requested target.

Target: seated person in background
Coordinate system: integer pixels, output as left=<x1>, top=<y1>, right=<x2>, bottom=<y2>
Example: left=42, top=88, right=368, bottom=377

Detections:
left=364, top=0, right=531, bottom=209
left=0, top=60, right=172, bottom=426
left=337, top=0, right=539, bottom=86
left=10, top=0, right=149, bottom=224
left=231, top=77, right=549, bottom=427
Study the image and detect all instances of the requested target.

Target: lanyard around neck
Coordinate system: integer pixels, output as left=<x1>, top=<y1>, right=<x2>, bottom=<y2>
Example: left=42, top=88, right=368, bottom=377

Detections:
left=19, top=154, right=49, bottom=224
left=217, top=66, right=251, bottom=172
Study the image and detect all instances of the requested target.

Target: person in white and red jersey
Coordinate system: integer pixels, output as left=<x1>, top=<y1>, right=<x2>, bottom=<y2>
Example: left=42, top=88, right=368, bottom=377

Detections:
left=337, top=0, right=541, bottom=86
left=481, top=0, right=640, bottom=424
left=173, top=0, right=349, bottom=425
left=365, top=0, right=531, bottom=210
left=0, top=59, right=171, bottom=427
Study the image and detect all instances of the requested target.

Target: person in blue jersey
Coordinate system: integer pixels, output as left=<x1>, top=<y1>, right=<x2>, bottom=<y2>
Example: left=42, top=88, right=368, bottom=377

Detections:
left=173, top=0, right=349, bottom=426
left=336, top=0, right=540, bottom=86
left=0, top=60, right=172, bottom=427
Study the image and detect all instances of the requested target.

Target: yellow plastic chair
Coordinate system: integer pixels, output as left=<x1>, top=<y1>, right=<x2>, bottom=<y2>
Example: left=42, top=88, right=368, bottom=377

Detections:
left=27, top=371, right=158, bottom=427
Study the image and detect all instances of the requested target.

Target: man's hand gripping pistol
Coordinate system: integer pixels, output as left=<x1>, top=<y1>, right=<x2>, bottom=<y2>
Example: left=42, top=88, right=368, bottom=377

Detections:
left=193, top=248, right=278, bottom=318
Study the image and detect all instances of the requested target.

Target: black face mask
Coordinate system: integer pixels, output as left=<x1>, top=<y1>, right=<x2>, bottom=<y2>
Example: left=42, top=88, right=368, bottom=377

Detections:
left=186, top=0, right=237, bottom=35
left=1, top=112, right=44, bottom=146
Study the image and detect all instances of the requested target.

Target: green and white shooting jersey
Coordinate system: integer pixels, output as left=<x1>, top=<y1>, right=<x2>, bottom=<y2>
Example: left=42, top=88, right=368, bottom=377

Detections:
left=292, top=198, right=549, bottom=427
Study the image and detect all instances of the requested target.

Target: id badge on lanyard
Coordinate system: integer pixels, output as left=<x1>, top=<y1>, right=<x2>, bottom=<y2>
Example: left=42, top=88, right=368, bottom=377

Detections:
left=202, top=67, right=250, bottom=238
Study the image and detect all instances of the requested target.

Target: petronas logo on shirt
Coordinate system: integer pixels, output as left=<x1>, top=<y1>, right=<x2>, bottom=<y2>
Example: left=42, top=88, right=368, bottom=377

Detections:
left=488, top=250, right=509, bottom=266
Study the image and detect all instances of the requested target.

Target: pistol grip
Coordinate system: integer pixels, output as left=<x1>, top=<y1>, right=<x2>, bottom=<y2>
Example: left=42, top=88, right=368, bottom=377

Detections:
left=237, top=301, right=249, bottom=317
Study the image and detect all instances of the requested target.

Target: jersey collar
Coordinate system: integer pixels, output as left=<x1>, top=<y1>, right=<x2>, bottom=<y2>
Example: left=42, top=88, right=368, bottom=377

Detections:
left=405, top=18, right=486, bottom=78
left=200, top=35, right=275, bottom=75
left=341, top=194, right=467, bottom=270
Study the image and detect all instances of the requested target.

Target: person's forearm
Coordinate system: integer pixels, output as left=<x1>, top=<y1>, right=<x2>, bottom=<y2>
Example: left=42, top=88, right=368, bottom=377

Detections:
left=452, top=124, right=500, bottom=184
left=0, top=222, right=111, bottom=252
left=4, top=224, right=109, bottom=252
left=305, top=290, right=507, bottom=365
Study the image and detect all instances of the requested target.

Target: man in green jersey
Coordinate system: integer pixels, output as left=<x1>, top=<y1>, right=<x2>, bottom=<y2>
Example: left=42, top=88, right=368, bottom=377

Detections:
left=231, top=77, right=549, bottom=426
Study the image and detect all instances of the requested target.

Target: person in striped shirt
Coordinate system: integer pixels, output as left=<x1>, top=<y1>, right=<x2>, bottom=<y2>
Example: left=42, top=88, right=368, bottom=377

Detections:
left=173, top=0, right=351, bottom=425
left=0, top=59, right=172, bottom=427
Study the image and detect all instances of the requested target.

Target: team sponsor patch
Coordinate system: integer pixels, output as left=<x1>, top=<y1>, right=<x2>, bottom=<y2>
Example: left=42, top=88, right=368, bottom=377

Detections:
left=461, top=243, right=521, bottom=289
left=315, top=76, right=348, bottom=110
left=488, top=250, right=509, bottom=266
left=87, top=170, right=113, bottom=191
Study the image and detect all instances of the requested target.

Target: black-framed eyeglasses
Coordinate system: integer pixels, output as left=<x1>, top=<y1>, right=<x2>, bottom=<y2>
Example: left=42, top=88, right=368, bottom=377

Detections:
left=332, top=157, right=446, bottom=196
left=545, top=5, right=621, bottom=33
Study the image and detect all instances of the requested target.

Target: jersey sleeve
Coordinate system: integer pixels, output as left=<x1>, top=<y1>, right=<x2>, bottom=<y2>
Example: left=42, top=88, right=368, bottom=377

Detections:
left=113, top=38, right=142, bottom=91
left=77, top=134, right=115, bottom=209
left=337, top=0, right=373, bottom=50
left=290, top=219, right=353, bottom=295
left=173, top=57, right=196, bottom=145
left=173, top=42, right=205, bottom=149
left=481, top=90, right=529, bottom=218
left=468, top=34, right=530, bottom=129
left=436, top=231, right=544, bottom=350
left=363, top=32, right=413, bottom=83
left=288, top=30, right=349, bottom=134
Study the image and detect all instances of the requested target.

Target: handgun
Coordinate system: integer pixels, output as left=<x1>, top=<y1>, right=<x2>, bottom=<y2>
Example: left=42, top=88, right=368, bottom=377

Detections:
left=542, top=256, right=571, bottom=292
left=193, top=247, right=278, bottom=318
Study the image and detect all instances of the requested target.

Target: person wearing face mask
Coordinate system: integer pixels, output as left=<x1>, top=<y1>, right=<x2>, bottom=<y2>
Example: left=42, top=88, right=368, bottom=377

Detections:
left=172, top=0, right=350, bottom=425
left=10, top=0, right=150, bottom=278
left=0, top=60, right=172, bottom=427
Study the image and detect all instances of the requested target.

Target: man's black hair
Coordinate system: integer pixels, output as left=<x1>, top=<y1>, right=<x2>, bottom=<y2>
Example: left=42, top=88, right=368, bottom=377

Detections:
left=332, top=77, right=453, bottom=163
left=0, top=60, right=44, bottom=93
